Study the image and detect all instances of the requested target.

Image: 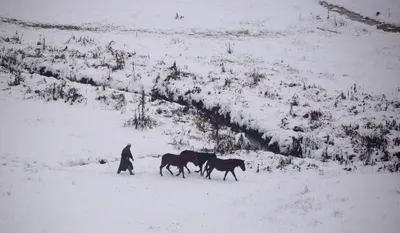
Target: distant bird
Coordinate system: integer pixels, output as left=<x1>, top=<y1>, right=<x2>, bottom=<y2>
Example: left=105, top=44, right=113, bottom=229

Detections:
left=376, top=12, right=381, bottom=16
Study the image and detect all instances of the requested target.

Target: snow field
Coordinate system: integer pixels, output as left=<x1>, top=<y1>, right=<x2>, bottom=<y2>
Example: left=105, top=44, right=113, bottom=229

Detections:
left=1, top=0, right=400, bottom=232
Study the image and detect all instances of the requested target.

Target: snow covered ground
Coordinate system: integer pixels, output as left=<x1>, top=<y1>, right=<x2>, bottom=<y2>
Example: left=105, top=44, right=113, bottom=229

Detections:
left=0, top=0, right=341, bottom=31
left=2, top=151, right=400, bottom=233
left=1, top=0, right=400, bottom=232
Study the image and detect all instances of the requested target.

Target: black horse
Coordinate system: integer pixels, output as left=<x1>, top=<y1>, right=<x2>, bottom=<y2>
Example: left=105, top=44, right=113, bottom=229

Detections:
left=205, top=158, right=246, bottom=181
left=180, top=150, right=217, bottom=176
left=159, top=153, right=198, bottom=178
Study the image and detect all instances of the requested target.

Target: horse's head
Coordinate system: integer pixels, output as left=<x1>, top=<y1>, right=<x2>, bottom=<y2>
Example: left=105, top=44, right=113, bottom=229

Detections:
left=239, top=160, right=246, bottom=171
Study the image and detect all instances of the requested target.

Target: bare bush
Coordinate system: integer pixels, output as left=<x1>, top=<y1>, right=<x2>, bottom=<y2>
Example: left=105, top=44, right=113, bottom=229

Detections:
left=393, top=136, right=400, bottom=147
left=95, top=91, right=126, bottom=111
left=224, top=78, right=231, bottom=88
left=112, top=50, right=126, bottom=71
left=247, top=69, right=266, bottom=87
left=304, top=110, right=323, bottom=121
left=1, top=31, right=23, bottom=44
left=169, top=135, right=190, bottom=150
left=332, top=16, right=347, bottom=27
left=235, top=133, right=252, bottom=150
left=221, top=63, right=226, bottom=73
left=263, top=88, right=280, bottom=100
left=124, top=88, right=157, bottom=129
left=360, top=132, right=388, bottom=150
left=302, top=134, right=320, bottom=158
left=341, top=123, right=359, bottom=138
left=321, top=146, right=330, bottom=162
left=7, top=70, right=24, bottom=86
left=34, top=81, right=85, bottom=105
left=214, top=132, right=236, bottom=154
left=226, top=43, right=234, bottom=54
left=377, top=161, right=400, bottom=173
left=0, top=48, right=23, bottom=74
left=124, top=113, right=157, bottom=129
left=165, top=61, right=182, bottom=81
left=194, top=112, right=210, bottom=133
left=65, top=35, right=97, bottom=46
left=104, top=41, right=131, bottom=71
left=276, top=157, right=293, bottom=170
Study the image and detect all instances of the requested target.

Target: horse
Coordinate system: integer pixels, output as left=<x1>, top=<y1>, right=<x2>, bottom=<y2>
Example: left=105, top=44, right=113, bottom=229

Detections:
left=180, top=150, right=217, bottom=176
left=205, top=158, right=246, bottom=181
left=159, top=153, right=198, bottom=178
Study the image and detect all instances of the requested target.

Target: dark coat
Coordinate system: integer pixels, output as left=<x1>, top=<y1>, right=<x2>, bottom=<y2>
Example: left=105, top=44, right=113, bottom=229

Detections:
left=118, top=145, right=134, bottom=171
left=180, top=150, right=216, bottom=167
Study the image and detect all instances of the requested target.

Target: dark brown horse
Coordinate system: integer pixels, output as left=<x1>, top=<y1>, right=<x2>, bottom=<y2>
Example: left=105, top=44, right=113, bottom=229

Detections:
left=180, top=150, right=217, bottom=175
left=205, top=158, right=245, bottom=181
left=159, top=153, right=198, bottom=178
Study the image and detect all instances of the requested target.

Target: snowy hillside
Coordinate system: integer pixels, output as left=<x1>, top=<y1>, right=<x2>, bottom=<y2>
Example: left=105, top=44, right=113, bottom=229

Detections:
left=329, top=0, right=400, bottom=25
left=1, top=0, right=400, bottom=232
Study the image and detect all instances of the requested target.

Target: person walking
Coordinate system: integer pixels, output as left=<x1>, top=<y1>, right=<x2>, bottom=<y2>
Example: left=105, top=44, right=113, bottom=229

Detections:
left=117, top=143, right=134, bottom=175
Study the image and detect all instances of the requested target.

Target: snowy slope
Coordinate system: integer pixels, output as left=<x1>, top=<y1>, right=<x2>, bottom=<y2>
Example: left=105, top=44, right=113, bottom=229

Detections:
left=1, top=0, right=400, bottom=232
left=329, top=0, right=400, bottom=25
left=0, top=89, right=399, bottom=233
left=0, top=0, right=329, bottom=31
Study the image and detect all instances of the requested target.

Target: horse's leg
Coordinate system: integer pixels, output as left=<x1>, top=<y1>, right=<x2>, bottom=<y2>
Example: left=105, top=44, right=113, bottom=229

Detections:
left=166, top=165, right=174, bottom=176
left=223, top=171, right=229, bottom=181
left=231, top=170, right=238, bottom=181
left=176, top=167, right=181, bottom=176
left=204, top=162, right=211, bottom=177
left=195, top=162, right=203, bottom=174
left=206, top=168, right=214, bottom=180
left=199, top=164, right=204, bottom=176
left=204, top=165, right=210, bottom=178
left=159, top=163, right=166, bottom=176
left=185, top=164, right=191, bottom=173
left=200, top=162, right=208, bottom=176
left=181, top=166, right=186, bottom=178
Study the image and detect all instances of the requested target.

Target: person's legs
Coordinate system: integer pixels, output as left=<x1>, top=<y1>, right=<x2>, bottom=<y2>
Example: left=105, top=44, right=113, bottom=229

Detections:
left=128, top=163, right=134, bottom=175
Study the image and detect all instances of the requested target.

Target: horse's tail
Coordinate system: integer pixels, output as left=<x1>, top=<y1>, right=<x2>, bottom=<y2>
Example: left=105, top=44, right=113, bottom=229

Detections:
left=160, top=153, right=167, bottom=165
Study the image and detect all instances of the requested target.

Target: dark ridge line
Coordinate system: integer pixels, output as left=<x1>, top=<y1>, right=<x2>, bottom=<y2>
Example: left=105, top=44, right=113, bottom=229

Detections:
left=0, top=16, right=116, bottom=32
left=33, top=66, right=145, bottom=96
left=319, top=1, right=400, bottom=33
left=150, top=86, right=303, bottom=158
left=0, top=16, right=288, bottom=38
